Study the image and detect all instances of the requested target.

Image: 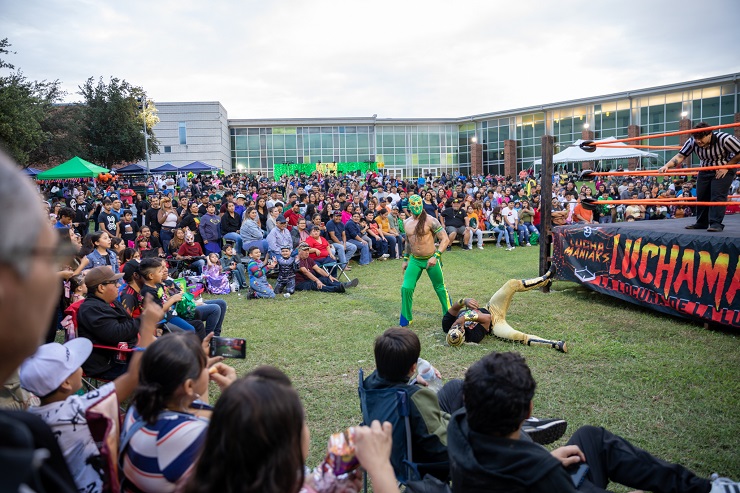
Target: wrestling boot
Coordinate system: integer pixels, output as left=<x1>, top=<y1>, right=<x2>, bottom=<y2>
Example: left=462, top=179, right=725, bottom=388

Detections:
left=527, top=338, right=567, bottom=353
left=520, top=263, right=557, bottom=290
left=522, top=417, right=568, bottom=445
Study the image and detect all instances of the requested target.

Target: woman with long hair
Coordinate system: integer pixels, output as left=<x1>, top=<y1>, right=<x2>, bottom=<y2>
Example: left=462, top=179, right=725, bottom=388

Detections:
left=157, top=196, right=179, bottom=253
left=167, top=228, right=186, bottom=257
left=121, top=333, right=235, bottom=492
left=184, top=367, right=397, bottom=493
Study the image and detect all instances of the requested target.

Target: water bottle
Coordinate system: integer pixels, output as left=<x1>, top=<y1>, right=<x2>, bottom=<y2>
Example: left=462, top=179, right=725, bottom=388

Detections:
left=417, top=358, right=443, bottom=393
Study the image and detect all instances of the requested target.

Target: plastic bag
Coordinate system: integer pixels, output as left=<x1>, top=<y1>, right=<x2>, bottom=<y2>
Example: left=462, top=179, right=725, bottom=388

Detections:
left=176, top=291, right=197, bottom=320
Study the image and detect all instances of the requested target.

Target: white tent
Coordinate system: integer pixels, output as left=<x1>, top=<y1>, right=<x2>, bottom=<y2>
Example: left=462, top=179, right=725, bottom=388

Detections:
left=534, top=137, right=659, bottom=165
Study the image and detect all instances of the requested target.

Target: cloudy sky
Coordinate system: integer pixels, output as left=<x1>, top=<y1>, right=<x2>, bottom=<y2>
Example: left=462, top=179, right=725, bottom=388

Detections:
left=2, top=0, right=738, bottom=119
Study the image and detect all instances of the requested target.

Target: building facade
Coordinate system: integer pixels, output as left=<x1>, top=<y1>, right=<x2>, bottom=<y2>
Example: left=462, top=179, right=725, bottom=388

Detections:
left=142, top=101, right=230, bottom=171
left=149, top=73, right=740, bottom=177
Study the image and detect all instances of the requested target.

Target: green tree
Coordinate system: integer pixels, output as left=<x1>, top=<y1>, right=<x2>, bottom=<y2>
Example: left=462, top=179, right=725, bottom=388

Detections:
left=0, top=38, right=63, bottom=166
left=28, top=104, right=86, bottom=165
left=78, top=76, right=159, bottom=168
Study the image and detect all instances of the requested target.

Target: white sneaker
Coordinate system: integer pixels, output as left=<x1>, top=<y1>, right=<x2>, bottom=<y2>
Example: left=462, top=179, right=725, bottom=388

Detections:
left=477, top=246, right=484, bottom=250
left=710, top=473, right=740, bottom=493
left=283, top=293, right=291, bottom=298
left=381, top=253, right=390, bottom=258
left=506, top=246, right=515, bottom=251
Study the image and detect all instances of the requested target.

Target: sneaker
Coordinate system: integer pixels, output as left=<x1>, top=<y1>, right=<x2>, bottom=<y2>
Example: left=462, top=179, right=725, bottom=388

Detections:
left=345, top=278, right=359, bottom=288
left=707, top=225, right=724, bottom=232
left=477, top=246, right=484, bottom=250
left=283, top=293, right=291, bottom=298
left=523, top=243, right=529, bottom=247
left=381, top=253, right=390, bottom=258
left=709, top=473, right=740, bottom=493
left=506, top=246, right=515, bottom=251
left=446, top=246, right=451, bottom=252
left=462, top=246, right=471, bottom=250
left=497, top=244, right=503, bottom=248
left=522, top=418, right=568, bottom=445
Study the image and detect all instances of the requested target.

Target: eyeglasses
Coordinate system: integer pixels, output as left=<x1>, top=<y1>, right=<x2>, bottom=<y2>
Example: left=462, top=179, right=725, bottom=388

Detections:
left=100, top=280, right=118, bottom=286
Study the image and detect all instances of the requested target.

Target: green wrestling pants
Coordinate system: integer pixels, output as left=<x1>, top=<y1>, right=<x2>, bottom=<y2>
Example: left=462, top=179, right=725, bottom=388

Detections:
left=400, top=255, right=451, bottom=326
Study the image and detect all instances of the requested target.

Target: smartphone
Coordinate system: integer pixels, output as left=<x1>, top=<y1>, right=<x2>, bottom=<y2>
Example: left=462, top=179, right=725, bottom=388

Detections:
left=209, top=337, right=246, bottom=359
left=568, top=463, right=589, bottom=489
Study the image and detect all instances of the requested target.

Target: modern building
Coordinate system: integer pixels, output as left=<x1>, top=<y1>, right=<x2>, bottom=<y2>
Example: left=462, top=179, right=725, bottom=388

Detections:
left=144, top=101, right=230, bottom=171
left=146, top=73, right=739, bottom=178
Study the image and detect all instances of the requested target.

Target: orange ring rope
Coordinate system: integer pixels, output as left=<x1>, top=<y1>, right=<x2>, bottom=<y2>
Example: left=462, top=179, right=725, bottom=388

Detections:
left=581, top=163, right=740, bottom=177
left=590, top=144, right=682, bottom=150
left=590, top=201, right=739, bottom=207
left=585, top=121, right=740, bottom=147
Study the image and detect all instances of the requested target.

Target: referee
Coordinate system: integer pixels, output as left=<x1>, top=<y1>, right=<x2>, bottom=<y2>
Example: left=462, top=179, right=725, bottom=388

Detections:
left=659, top=122, right=740, bottom=232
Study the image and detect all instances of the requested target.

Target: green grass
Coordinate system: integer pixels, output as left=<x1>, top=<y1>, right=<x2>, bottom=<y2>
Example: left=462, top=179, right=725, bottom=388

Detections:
left=207, top=246, right=739, bottom=487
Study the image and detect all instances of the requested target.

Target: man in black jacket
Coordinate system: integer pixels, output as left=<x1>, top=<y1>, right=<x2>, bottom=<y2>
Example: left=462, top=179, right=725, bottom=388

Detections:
left=77, top=266, right=139, bottom=379
left=448, top=352, right=736, bottom=493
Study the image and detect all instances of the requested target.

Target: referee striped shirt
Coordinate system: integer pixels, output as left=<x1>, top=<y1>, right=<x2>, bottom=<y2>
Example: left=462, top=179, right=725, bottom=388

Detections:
left=678, top=131, right=740, bottom=167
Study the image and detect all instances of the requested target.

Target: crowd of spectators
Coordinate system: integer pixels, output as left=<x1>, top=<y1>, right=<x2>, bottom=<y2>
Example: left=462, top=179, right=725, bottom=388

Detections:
left=3, top=154, right=739, bottom=492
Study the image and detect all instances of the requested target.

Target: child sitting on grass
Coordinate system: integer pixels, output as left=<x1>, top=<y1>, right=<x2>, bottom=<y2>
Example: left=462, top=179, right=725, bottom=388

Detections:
left=246, top=246, right=276, bottom=299
left=203, top=252, right=231, bottom=295
left=19, top=296, right=161, bottom=493
left=220, top=243, right=248, bottom=289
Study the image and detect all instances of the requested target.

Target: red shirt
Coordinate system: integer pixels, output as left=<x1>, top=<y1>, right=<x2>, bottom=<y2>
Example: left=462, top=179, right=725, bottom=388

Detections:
left=284, top=209, right=302, bottom=230
left=305, top=235, right=330, bottom=260
left=296, top=256, right=317, bottom=284
left=178, top=242, right=204, bottom=257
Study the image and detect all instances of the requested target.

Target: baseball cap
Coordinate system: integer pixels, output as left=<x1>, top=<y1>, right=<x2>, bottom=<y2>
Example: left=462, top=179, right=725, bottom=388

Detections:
left=276, top=214, right=287, bottom=223
left=333, top=210, right=342, bottom=216
left=122, top=260, right=141, bottom=283
left=298, top=242, right=310, bottom=250
left=236, top=193, right=246, bottom=199
left=20, top=338, right=93, bottom=397
left=85, top=266, right=124, bottom=290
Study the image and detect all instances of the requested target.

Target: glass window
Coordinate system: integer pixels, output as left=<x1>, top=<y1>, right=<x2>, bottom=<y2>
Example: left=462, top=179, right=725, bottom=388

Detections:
left=164, top=146, right=171, bottom=153
left=721, top=96, right=734, bottom=116
left=178, top=122, right=187, bottom=145
left=702, top=97, right=720, bottom=118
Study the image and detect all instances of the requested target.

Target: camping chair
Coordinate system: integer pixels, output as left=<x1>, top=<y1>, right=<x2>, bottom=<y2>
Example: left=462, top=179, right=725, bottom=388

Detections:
left=357, top=369, right=449, bottom=486
left=322, top=260, right=352, bottom=283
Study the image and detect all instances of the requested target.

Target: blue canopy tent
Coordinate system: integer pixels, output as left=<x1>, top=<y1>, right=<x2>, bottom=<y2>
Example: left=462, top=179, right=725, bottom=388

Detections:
left=115, top=163, right=148, bottom=175
left=151, top=163, right=179, bottom=173
left=23, top=167, right=42, bottom=176
left=180, top=161, right=217, bottom=172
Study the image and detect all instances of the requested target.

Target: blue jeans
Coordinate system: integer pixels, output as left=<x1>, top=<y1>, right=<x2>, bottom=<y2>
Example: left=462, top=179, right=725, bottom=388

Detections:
left=493, top=226, right=509, bottom=246
left=332, top=242, right=357, bottom=265
left=160, top=228, right=174, bottom=253
left=196, top=299, right=227, bottom=336
left=223, top=232, right=242, bottom=254
left=348, top=239, right=371, bottom=265
left=244, top=239, right=269, bottom=256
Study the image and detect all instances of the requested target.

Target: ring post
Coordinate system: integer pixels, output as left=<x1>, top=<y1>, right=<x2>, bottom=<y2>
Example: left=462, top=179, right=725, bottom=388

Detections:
left=539, top=135, right=554, bottom=293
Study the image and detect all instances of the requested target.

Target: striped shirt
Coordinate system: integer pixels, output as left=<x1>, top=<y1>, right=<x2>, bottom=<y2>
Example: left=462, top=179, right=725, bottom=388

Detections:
left=121, top=406, right=209, bottom=492
left=678, top=131, right=740, bottom=167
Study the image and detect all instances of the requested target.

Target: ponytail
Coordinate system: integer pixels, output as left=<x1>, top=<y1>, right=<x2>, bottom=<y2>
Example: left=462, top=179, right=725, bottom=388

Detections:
left=133, top=333, right=206, bottom=424
left=414, top=209, right=428, bottom=238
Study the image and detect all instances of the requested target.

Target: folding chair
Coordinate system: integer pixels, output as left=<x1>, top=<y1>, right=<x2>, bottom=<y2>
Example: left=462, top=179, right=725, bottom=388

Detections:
left=322, top=260, right=352, bottom=283
left=357, top=369, right=449, bottom=486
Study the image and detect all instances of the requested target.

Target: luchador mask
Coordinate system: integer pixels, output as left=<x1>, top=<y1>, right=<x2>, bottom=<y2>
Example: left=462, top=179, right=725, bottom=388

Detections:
left=408, top=194, right=423, bottom=216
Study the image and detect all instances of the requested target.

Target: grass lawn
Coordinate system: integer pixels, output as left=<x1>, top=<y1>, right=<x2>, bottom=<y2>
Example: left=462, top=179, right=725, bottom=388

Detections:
left=207, top=245, right=739, bottom=487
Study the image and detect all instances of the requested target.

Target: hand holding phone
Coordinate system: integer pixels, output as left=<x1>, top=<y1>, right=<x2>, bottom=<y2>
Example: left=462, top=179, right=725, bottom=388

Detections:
left=209, top=336, right=246, bottom=359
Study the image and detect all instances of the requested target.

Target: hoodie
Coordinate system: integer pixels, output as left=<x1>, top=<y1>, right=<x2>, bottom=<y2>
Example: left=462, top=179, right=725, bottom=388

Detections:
left=447, top=410, right=577, bottom=493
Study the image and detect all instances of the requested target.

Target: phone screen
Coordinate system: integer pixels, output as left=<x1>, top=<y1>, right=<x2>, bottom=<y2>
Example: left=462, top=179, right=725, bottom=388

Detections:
left=209, top=337, right=246, bottom=359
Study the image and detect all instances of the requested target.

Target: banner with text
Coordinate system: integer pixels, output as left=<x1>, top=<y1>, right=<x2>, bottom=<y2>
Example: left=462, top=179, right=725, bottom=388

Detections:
left=552, top=224, right=740, bottom=329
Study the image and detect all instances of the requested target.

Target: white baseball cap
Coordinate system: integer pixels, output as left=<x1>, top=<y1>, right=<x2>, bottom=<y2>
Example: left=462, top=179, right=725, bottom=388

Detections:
left=19, top=338, right=93, bottom=397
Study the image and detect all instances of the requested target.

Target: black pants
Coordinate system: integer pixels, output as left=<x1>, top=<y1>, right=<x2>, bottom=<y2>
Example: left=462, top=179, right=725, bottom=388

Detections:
left=568, top=426, right=710, bottom=493
left=695, top=170, right=734, bottom=228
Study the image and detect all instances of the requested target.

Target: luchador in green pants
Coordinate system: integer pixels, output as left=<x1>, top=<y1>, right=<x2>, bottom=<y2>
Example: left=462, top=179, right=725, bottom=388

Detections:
left=400, top=255, right=451, bottom=326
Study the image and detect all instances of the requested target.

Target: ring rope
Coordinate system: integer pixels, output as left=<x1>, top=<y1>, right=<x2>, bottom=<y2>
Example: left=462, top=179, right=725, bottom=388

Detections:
left=582, top=121, right=740, bottom=147
left=580, top=163, right=740, bottom=178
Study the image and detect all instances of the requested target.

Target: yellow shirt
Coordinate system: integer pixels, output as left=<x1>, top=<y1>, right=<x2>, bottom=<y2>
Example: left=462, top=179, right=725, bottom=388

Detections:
left=375, top=216, right=392, bottom=234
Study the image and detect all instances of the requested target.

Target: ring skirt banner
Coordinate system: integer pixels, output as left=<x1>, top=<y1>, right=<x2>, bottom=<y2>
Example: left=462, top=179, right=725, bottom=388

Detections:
left=551, top=216, right=740, bottom=329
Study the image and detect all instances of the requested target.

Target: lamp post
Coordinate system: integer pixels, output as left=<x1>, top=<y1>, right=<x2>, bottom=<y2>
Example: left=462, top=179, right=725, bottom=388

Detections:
left=137, top=96, right=150, bottom=175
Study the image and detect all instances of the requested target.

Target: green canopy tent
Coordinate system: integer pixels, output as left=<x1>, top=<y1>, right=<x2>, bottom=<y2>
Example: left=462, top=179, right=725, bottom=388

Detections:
left=37, top=157, right=110, bottom=180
